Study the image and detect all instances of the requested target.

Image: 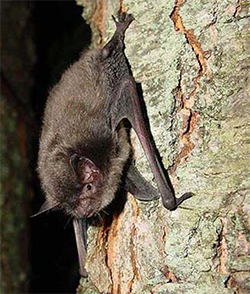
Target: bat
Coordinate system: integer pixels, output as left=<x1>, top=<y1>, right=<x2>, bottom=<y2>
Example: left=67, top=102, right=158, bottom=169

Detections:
left=35, top=11, right=193, bottom=277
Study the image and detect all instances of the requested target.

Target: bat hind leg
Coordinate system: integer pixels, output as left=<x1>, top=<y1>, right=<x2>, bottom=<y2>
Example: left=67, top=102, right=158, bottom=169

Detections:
left=102, top=12, right=134, bottom=59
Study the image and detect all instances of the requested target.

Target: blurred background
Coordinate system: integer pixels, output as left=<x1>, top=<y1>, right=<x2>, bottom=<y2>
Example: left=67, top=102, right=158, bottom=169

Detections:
left=1, top=1, right=91, bottom=293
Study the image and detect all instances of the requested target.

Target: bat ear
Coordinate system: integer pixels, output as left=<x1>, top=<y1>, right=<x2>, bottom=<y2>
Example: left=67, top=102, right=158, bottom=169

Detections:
left=70, top=154, right=79, bottom=174
left=30, top=200, right=59, bottom=218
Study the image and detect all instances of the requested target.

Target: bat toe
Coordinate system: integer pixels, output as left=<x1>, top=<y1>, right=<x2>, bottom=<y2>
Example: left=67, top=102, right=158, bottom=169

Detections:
left=113, top=11, right=134, bottom=32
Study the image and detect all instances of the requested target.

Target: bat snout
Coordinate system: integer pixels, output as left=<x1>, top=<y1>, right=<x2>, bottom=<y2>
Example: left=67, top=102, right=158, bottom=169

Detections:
left=75, top=197, right=100, bottom=218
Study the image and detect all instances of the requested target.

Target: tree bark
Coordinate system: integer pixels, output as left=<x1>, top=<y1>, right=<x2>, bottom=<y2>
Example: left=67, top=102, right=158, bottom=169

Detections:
left=0, top=1, right=36, bottom=293
left=76, top=0, right=250, bottom=293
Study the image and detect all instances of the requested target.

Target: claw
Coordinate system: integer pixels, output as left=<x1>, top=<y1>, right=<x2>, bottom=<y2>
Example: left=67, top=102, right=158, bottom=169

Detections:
left=112, top=11, right=134, bottom=32
left=175, top=192, right=194, bottom=208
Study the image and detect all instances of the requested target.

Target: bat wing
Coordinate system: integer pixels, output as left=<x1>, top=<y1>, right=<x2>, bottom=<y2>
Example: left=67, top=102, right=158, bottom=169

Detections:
left=111, top=75, right=193, bottom=210
left=124, top=162, right=159, bottom=201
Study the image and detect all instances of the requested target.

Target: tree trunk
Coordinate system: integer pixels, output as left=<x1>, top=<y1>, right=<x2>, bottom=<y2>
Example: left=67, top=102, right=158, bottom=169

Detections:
left=76, top=0, right=250, bottom=293
left=0, top=1, right=36, bottom=293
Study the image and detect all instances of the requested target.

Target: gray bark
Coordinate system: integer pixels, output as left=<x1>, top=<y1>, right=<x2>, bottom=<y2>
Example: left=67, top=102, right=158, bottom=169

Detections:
left=76, top=0, right=250, bottom=293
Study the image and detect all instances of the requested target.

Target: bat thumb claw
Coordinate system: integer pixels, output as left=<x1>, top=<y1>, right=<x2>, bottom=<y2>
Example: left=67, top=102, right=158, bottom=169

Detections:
left=176, top=192, right=194, bottom=208
left=80, top=268, right=88, bottom=278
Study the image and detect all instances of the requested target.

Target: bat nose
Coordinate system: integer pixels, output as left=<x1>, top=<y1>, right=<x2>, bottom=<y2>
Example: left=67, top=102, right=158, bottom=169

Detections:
left=75, top=203, right=94, bottom=218
left=75, top=198, right=99, bottom=218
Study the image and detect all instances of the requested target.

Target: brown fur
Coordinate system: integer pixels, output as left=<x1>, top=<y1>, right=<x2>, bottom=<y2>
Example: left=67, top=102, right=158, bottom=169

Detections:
left=38, top=49, right=130, bottom=216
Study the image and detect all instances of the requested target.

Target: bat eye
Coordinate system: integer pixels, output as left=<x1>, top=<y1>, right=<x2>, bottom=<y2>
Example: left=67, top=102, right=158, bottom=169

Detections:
left=86, top=184, right=92, bottom=191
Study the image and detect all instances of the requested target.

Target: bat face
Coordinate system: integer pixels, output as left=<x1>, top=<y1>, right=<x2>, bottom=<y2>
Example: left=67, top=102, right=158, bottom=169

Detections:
left=38, top=150, right=105, bottom=218
left=69, top=154, right=105, bottom=218
left=37, top=115, right=130, bottom=220
left=38, top=150, right=110, bottom=218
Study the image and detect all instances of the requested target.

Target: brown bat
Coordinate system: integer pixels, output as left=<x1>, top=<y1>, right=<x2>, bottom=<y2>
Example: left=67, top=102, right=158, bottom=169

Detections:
left=35, top=11, right=193, bottom=277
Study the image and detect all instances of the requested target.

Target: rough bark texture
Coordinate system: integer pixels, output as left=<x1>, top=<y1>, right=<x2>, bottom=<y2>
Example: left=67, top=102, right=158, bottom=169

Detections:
left=76, top=0, right=250, bottom=293
left=0, top=1, right=36, bottom=293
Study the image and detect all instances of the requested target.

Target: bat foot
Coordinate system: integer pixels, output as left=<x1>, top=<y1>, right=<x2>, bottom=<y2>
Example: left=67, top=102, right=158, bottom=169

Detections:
left=102, top=12, right=134, bottom=59
left=112, top=12, right=134, bottom=34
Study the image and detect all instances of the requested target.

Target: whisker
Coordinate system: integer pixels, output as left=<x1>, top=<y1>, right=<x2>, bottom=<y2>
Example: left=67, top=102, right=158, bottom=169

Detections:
left=64, top=214, right=74, bottom=230
left=101, top=209, right=109, bottom=216
left=95, top=212, right=103, bottom=222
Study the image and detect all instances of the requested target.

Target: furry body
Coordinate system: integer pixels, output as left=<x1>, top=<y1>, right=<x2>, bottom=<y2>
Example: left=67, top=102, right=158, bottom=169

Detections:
left=38, top=48, right=130, bottom=217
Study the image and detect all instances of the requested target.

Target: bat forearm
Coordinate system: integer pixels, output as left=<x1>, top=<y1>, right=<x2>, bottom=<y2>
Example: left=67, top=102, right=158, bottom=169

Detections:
left=73, top=218, right=88, bottom=278
left=112, top=75, right=193, bottom=210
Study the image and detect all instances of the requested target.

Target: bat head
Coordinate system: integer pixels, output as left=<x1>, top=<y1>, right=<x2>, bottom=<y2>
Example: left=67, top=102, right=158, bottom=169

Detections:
left=37, top=144, right=109, bottom=219
left=69, top=154, right=105, bottom=218
left=37, top=125, right=130, bottom=220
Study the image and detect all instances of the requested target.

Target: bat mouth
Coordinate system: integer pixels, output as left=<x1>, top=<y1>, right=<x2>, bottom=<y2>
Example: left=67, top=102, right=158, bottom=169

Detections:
left=74, top=197, right=101, bottom=218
